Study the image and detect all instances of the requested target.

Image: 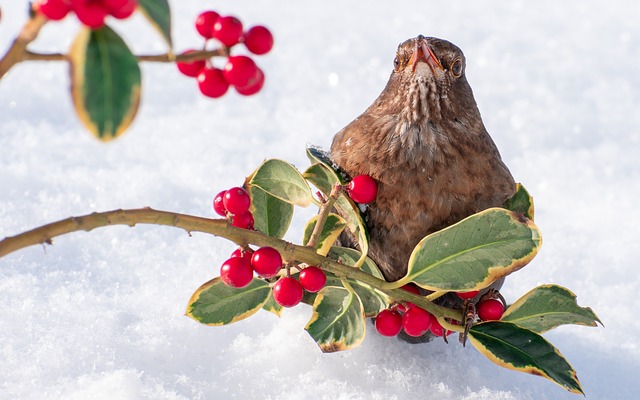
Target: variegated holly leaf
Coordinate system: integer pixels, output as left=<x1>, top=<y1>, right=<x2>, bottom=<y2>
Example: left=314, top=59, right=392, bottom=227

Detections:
left=186, top=278, right=271, bottom=325
left=69, top=26, right=141, bottom=140
left=396, top=208, right=541, bottom=292
left=501, top=284, right=602, bottom=333
left=303, top=213, right=347, bottom=255
left=502, top=183, right=535, bottom=220
left=469, top=321, right=583, bottom=395
left=305, top=285, right=366, bottom=352
left=247, top=159, right=312, bottom=207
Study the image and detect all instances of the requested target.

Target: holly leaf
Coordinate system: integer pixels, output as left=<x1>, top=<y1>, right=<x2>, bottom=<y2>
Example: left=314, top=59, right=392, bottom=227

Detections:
left=468, top=321, right=583, bottom=395
left=327, top=246, right=384, bottom=280
left=69, top=26, right=141, bottom=141
left=303, top=213, right=347, bottom=256
left=501, top=284, right=602, bottom=333
left=247, top=159, right=313, bottom=207
left=304, top=147, right=370, bottom=267
left=248, top=185, right=293, bottom=239
left=138, top=0, right=172, bottom=48
left=186, top=277, right=271, bottom=325
left=502, top=183, right=535, bottom=220
left=305, top=285, right=366, bottom=352
left=262, top=291, right=284, bottom=317
left=397, top=208, right=541, bottom=291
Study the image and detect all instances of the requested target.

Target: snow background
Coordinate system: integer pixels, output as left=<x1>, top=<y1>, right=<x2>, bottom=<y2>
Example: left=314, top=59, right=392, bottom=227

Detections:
left=1, top=0, right=639, bottom=399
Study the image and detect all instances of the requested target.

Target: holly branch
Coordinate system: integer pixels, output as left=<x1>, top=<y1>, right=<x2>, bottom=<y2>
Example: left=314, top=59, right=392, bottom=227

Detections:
left=0, top=207, right=461, bottom=321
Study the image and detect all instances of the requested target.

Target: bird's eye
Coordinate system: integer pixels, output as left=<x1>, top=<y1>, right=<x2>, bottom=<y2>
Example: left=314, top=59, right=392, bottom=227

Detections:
left=393, top=57, right=400, bottom=69
left=450, top=58, right=463, bottom=78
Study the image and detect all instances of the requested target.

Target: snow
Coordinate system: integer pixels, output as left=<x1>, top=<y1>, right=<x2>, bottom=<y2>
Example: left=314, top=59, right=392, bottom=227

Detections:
left=1, top=0, right=639, bottom=399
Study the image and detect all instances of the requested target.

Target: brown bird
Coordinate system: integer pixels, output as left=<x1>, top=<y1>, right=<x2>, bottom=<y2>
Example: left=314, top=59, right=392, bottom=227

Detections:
left=331, top=35, right=515, bottom=283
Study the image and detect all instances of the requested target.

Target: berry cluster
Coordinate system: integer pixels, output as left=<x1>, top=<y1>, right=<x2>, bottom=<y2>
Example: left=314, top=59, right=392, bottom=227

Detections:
left=212, top=186, right=326, bottom=306
left=375, top=286, right=506, bottom=339
left=375, top=284, right=454, bottom=338
left=219, top=245, right=327, bottom=308
left=35, top=0, right=138, bottom=28
left=346, top=174, right=378, bottom=204
left=213, top=186, right=254, bottom=229
left=176, top=10, right=274, bottom=98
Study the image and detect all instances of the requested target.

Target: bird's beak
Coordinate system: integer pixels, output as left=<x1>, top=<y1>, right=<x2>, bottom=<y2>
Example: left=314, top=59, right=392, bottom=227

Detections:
left=410, top=37, right=443, bottom=73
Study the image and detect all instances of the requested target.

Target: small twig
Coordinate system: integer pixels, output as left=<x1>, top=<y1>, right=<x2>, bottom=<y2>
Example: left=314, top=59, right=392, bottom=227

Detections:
left=306, top=183, right=343, bottom=249
left=0, top=13, right=47, bottom=79
left=0, top=12, right=227, bottom=81
left=0, top=207, right=461, bottom=321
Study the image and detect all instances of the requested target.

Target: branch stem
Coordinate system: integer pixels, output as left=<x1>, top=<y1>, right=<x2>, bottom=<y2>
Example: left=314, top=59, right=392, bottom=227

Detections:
left=0, top=12, right=226, bottom=81
left=0, top=207, right=461, bottom=321
left=306, top=184, right=342, bottom=248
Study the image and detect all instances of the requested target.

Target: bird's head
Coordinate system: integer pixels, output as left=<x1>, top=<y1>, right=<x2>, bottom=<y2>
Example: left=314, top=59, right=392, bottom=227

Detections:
left=383, top=36, right=481, bottom=130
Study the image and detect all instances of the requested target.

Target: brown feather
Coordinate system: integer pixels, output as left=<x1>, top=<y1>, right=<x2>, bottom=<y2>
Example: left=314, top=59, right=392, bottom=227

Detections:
left=331, top=36, right=515, bottom=282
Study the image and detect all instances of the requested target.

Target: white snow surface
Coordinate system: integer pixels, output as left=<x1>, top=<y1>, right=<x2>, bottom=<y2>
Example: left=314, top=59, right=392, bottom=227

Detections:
left=1, top=1, right=639, bottom=399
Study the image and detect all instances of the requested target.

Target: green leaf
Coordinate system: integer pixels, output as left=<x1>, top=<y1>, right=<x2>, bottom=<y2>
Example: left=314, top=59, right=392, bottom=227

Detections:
left=397, top=208, right=541, bottom=291
left=248, top=159, right=313, bottom=207
left=302, top=247, right=389, bottom=317
left=248, top=186, right=294, bottom=239
left=502, top=284, right=602, bottom=333
left=69, top=26, right=141, bottom=141
left=262, top=291, right=284, bottom=317
left=186, top=277, right=271, bottom=325
left=303, top=213, right=347, bottom=256
left=327, top=246, right=385, bottom=280
left=502, top=183, right=534, bottom=221
left=469, top=321, right=583, bottom=394
left=304, top=147, right=370, bottom=267
left=302, top=274, right=389, bottom=317
left=138, top=0, right=172, bottom=48
left=305, top=146, right=347, bottom=182
left=305, top=286, right=366, bottom=352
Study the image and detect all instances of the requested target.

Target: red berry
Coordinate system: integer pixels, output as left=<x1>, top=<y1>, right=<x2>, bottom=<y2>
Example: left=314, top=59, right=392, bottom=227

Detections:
left=402, top=307, right=432, bottom=337
left=456, top=290, right=480, bottom=300
left=428, top=318, right=454, bottom=337
left=477, top=299, right=505, bottom=321
left=401, top=283, right=420, bottom=309
left=230, top=247, right=254, bottom=262
left=197, top=68, right=229, bottom=98
left=194, top=10, right=219, bottom=39
left=104, top=0, right=137, bottom=19
left=272, top=277, right=304, bottom=308
left=220, top=257, right=253, bottom=288
left=212, top=15, right=243, bottom=46
left=243, top=25, right=274, bottom=55
left=223, top=186, right=251, bottom=215
left=347, top=175, right=378, bottom=204
left=223, top=56, right=258, bottom=87
left=176, top=50, right=206, bottom=78
left=231, top=211, right=254, bottom=230
left=213, top=190, right=227, bottom=216
left=299, top=266, right=326, bottom=293
left=36, top=0, right=71, bottom=20
left=251, top=246, right=282, bottom=278
left=71, top=0, right=108, bottom=29
left=375, top=309, right=403, bottom=337
left=235, top=67, right=265, bottom=96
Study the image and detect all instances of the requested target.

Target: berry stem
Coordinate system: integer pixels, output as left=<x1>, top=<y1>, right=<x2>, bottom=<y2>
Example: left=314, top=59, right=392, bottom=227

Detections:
left=305, top=183, right=342, bottom=249
left=0, top=12, right=47, bottom=80
left=0, top=207, right=462, bottom=321
left=0, top=12, right=227, bottom=81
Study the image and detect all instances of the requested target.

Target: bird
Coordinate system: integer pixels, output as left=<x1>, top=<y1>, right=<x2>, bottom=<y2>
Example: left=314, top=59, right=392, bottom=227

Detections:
left=330, top=35, right=516, bottom=283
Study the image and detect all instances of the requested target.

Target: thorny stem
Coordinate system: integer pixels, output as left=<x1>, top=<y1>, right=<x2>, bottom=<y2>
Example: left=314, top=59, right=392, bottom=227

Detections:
left=0, top=14, right=227, bottom=81
left=0, top=208, right=462, bottom=321
left=305, top=183, right=342, bottom=249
